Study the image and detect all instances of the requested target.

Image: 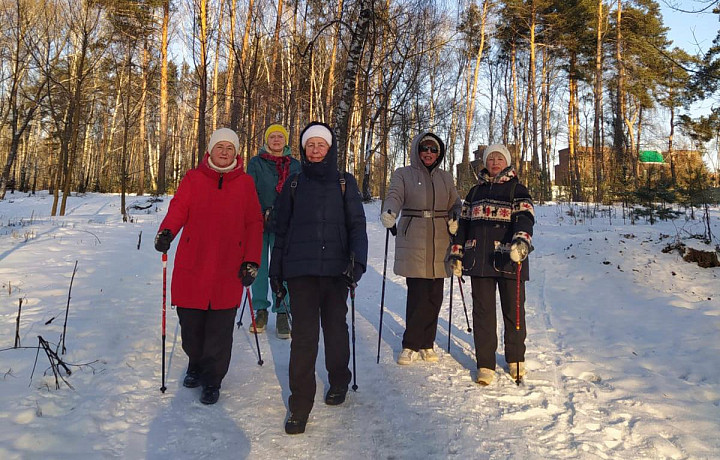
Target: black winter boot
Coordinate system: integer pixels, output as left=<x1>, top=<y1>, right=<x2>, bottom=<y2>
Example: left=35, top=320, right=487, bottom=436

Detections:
left=324, top=386, right=348, bottom=405
left=285, top=413, right=308, bottom=434
left=200, top=385, right=220, bottom=405
left=183, top=370, right=201, bottom=388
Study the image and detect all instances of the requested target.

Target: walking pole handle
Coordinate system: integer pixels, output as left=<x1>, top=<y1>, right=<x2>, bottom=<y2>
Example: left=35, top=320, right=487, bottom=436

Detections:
left=387, top=210, right=397, bottom=236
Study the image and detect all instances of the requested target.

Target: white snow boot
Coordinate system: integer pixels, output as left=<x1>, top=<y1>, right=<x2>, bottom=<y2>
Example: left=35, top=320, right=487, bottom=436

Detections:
left=397, top=348, right=417, bottom=365
left=419, top=348, right=439, bottom=363
left=508, top=362, right=526, bottom=379
left=475, top=368, right=495, bottom=386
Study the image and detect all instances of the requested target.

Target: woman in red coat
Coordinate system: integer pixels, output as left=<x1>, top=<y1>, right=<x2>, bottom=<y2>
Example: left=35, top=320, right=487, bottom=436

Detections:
left=154, top=128, right=263, bottom=404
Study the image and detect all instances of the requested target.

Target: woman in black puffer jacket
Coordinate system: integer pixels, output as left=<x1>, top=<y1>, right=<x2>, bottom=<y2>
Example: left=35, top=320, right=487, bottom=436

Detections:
left=451, top=144, right=534, bottom=386
left=269, top=121, right=368, bottom=435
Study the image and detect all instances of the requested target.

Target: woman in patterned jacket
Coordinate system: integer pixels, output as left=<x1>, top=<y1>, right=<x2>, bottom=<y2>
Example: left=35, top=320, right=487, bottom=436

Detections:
left=450, top=144, right=534, bottom=386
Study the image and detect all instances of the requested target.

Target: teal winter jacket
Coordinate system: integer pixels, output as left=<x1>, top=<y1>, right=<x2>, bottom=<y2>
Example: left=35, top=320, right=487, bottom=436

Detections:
left=247, top=145, right=301, bottom=233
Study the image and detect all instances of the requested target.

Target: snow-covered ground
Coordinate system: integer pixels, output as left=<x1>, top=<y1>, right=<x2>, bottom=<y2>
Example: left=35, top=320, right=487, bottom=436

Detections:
left=0, top=191, right=718, bottom=459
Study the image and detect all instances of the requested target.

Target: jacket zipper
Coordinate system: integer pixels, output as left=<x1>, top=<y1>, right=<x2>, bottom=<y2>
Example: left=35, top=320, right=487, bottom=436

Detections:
left=218, top=173, right=224, bottom=189
left=430, top=172, right=436, bottom=277
left=482, top=183, right=493, bottom=276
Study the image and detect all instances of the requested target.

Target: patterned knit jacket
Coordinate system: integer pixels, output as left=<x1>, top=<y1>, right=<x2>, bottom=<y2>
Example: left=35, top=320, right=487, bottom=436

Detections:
left=452, top=167, right=535, bottom=281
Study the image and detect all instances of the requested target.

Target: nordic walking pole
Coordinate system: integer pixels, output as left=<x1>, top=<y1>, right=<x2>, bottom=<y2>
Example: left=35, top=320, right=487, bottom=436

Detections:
left=160, top=253, right=168, bottom=393
left=350, top=281, right=358, bottom=391
left=246, top=287, right=264, bottom=366
left=236, top=290, right=248, bottom=328
left=377, top=215, right=396, bottom=364
left=447, top=273, right=453, bottom=352
left=515, top=261, right=522, bottom=386
left=457, top=276, right=472, bottom=332
left=279, top=296, right=292, bottom=326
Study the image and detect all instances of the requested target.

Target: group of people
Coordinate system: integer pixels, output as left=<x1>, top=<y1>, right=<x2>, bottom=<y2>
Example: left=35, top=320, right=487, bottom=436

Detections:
left=153, top=122, right=534, bottom=435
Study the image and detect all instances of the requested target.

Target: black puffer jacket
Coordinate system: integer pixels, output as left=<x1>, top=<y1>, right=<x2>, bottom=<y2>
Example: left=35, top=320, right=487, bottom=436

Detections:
left=453, top=167, right=534, bottom=281
left=269, top=122, right=368, bottom=280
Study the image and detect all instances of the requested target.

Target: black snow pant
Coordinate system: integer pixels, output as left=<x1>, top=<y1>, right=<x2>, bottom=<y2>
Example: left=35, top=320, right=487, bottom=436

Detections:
left=286, top=276, right=351, bottom=418
left=402, top=277, right=445, bottom=351
left=470, top=277, right=526, bottom=370
left=176, top=306, right=237, bottom=388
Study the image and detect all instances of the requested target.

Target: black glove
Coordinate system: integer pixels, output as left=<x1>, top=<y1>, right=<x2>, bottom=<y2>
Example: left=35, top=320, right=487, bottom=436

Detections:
left=239, top=262, right=259, bottom=287
left=342, top=262, right=364, bottom=287
left=270, top=277, right=287, bottom=301
left=154, top=229, right=173, bottom=253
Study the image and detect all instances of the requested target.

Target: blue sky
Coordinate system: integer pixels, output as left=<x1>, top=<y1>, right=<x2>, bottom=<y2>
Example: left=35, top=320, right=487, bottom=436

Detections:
left=660, top=0, right=718, bottom=54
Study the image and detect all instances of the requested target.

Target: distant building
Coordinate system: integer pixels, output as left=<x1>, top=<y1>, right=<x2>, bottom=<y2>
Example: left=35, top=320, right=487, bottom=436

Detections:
left=553, top=146, right=705, bottom=187
left=554, top=146, right=600, bottom=187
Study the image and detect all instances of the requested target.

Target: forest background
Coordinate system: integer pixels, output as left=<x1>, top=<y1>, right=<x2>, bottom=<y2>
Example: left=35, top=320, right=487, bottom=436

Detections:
left=1, top=0, right=720, bottom=219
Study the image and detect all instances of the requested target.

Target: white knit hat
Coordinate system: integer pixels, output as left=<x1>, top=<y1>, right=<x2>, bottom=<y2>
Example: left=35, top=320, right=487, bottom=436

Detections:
left=207, top=128, right=240, bottom=154
left=482, top=144, right=512, bottom=167
left=301, top=125, right=332, bottom=149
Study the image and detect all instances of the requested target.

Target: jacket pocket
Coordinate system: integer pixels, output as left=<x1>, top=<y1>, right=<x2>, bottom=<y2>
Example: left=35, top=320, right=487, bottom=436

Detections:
left=175, top=235, right=193, bottom=268
left=402, top=216, right=415, bottom=237
left=461, top=239, right=478, bottom=271
left=492, top=241, right=517, bottom=275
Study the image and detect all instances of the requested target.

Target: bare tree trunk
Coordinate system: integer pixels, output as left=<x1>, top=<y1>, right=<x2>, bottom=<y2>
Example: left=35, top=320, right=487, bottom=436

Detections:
left=120, top=45, right=134, bottom=222
left=333, top=5, right=373, bottom=171
left=80, top=86, right=97, bottom=193
left=0, top=0, right=46, bottom=200
left=529, top=0, right=539, bottom=182
left=461, top=0, right=489, bottom=180
left=568, top=55, right=582, bottom=202
left=592, top=0, right=604, bottom=202
left=540, top=47, right=551, bottom=201
left=668, top=91, right=676, bottom=185
left=138, top=43, right=149, bottom=196
left=158, top=0, right=170, bottom=194
left=224, top=0, right=237, bottom=125
left=195, top=0, right=209, bottom=167
left=614, top=0, right=631, bottom=182
left=263, top=0, right=285, bottom=126
left=211, top=1, right=225, bottom=132
left=324, top=0, right=344, bottom=121
left=511, top=41, right=519, bottom=164
left=230, top=0, right=254, bottom=131
left=60, top=31, right=90, bottom=216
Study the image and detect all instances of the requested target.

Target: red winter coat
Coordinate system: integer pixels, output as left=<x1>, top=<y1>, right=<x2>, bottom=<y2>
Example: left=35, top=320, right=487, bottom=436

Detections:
left=159, top=154, right=263, bottom=310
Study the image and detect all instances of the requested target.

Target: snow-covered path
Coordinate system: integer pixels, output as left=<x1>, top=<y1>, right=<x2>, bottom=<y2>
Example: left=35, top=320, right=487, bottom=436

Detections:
left=0, top=193, right=718, bottom=459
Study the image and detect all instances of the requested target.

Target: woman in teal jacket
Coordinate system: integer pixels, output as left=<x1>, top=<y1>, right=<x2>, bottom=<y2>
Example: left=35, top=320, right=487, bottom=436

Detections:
left=247, top=124, right=301, bottom=338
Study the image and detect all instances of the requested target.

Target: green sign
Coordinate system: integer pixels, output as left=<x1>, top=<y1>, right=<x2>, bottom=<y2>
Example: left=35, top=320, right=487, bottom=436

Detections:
left=639, top=150, right=664, bottom=164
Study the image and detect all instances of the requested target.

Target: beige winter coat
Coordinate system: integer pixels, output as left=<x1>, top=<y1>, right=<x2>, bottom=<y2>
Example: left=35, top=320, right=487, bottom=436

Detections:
left=383, top=132, right=461, bottom=279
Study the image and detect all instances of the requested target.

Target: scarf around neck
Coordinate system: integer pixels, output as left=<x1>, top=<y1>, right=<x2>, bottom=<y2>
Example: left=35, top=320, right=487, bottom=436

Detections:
left=208, top=156, right=238, bottom=173
left=260, top=152, right=291, bottom=194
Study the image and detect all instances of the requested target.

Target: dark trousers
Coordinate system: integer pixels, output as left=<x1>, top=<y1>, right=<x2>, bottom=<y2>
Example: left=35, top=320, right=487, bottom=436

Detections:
left=286, top=276, right=351, bottom=418
left=470, top=277, right=526, bottom=369
left=176, top=306, right=237, bottom=387
left=402, top=277, right=445, bottom=351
